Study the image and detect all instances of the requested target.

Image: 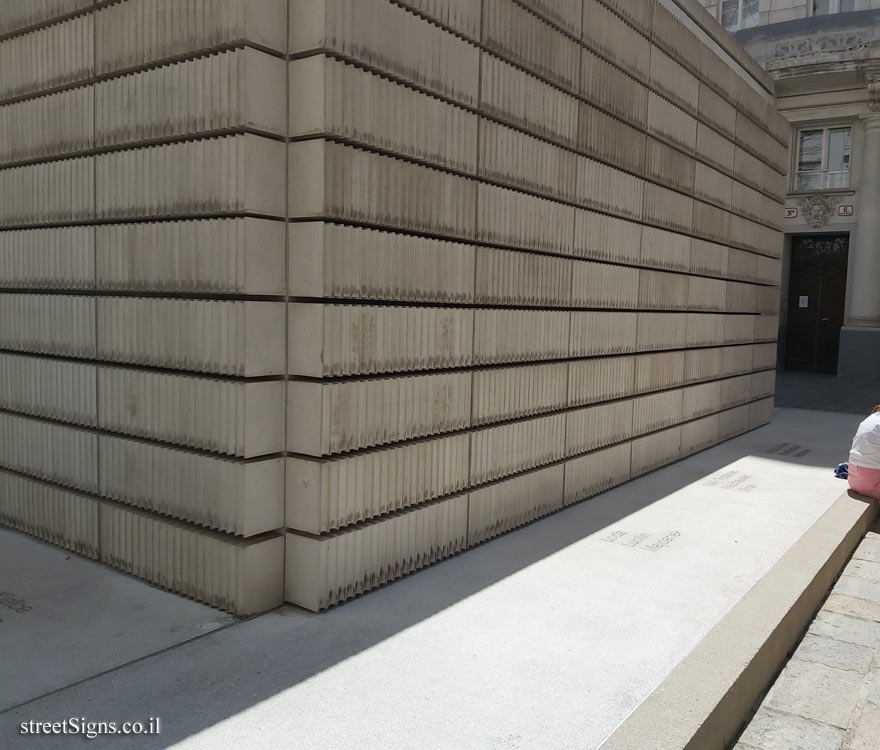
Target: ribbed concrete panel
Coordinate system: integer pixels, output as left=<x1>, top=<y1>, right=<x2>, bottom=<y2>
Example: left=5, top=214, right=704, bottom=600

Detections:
left=94, top=0, right=288, bottom=71
left=467, top=463, right=565, bottom=546
left=0, top=227, right=95, bottom=289
left=634, top=351, right=685, bottom=394
left=99, top=502, right=284, bottom=615
left=0, top=294, right=96, bottom=357
left=569, top=312, right=638, bottom=356
left=0, top=13, right=94, bottom=100
left=578, top=104, right=647, bottom=174
left=749, top=397, right=775, bottom=429
left=631, top=425, right=683, bottom=477
left=750, top=369, right=776, bottom=401
left=96, top=298, right=285, bottom=376
left=0, top=469, right=99, bottom=558
left=520, top=0, right=582, bottom=36
left=581, top=48, right=649, bottom=125
left=286, top=435, right=470, bottom=534
left=0, top=157, right=94, bottom=226
left=0, top=0, right=91, bottom=36
left=473, top=309, right=570, bottom=364
left=565, top=401, right=634, bottom=456
left=475, top=247, right=571, bottom=306
left=563, top=442, right=633, bottom=505
left=290, top=140, right=478, bottom=238
left=287, top=374, right=472, bottom=456
left=0, top=353, right=96, bottom=426
left=753, top=342, right=778, bottom=370
left=290, top=55, right=478, bottom=173
left=96, top=219, right=285, bottom=295
left=289, top=304, right=474, bottom=377
left=478, top=119, right=578, bottom=202
left=719, top=403, right=751, bottom=440
left=284, top=493, right=469, bottom=612
left=289, top=222, right=476, bottom=303
left=641, top=226, right=691, bottom=272
left=476, top=182, right=575, bottom=252
left=0, top=412, right=97, bottom=493
left=95, top=136, right=285, bottom=220
left=98, top=436, right=283, bottom=537
left=473, top=362, right=568, bottom=424
left=571, top=261, right=639, bottom=309
left=95, top=48, right=286, bottom=147
left=723, top=343, right=755, bottom=376
left=637, top=312, right=689, bottom=351
left=682, top=380, right=723, bottom=421
left=98, top=368, right=284, bottom=457
left=681, top=412, right=720, bottom=457
left=632, top=389, right=685, bottom=435
left=289, top=0, right=480, bottom=106
left=573, top=210, right=642, bottom=265
left=601, top=0, right=653, bottom=35
left=469, top=413, right=566, bottom=484
left=582, top=0, right=650, bottom=80
left=648, top=91, right=697, bottom=153
left=397, top=0, right=483, bottom=40
left=568, top=357, right=635, bottom=406
left=684, top=347, right=724, bottom=383
left=0, top=85, right=94, bottom=165
left=721, top=374, right=752, bottom=409
left=479, top=53, right=579, bottom=147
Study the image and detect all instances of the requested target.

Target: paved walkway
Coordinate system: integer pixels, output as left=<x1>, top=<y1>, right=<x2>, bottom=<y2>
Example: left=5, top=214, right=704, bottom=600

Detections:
left=734, top=521, right=880, bottom=750
left=775, top=371, right=880, bottom=415
left=0, top=409, right=863, bottom=749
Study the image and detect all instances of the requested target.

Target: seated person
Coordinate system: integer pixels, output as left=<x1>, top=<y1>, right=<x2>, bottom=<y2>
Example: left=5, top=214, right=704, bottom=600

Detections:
left=849, top=405, right=880, bottom=500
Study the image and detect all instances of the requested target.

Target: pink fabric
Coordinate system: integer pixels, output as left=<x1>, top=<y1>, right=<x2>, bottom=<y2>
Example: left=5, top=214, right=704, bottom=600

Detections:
left=849, top=464, right=880, bottom=500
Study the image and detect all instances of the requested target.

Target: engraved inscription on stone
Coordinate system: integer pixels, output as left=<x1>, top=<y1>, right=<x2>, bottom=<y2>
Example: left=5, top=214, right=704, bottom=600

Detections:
left=703, top=469, right=757, bottom=492
left=599, top=530, right=681, bottom=552
left=766, top=442, right=812, bottom=457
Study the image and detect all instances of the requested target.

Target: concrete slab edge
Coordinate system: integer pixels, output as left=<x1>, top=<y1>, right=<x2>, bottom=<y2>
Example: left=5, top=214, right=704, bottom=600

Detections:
left=599, top=490, right=878, bottom=750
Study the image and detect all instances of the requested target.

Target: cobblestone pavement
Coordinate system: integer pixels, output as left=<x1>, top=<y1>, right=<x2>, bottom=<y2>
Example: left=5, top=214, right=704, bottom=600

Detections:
left=775, top=371, right=880, bottom=415
left=734, top=522, right=880, bottom=750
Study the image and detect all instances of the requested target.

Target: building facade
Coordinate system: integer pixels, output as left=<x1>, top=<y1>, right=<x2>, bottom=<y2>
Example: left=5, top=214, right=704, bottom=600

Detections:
left=700, top=0, right=880, bottom=377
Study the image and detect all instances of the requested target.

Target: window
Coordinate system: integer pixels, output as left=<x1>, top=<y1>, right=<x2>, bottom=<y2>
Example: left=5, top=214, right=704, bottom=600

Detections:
left=795, top=126, right=852, bottom=191
left=813, top=0, right=856, bottom=14
left=720, top=0, right=759, bottom=31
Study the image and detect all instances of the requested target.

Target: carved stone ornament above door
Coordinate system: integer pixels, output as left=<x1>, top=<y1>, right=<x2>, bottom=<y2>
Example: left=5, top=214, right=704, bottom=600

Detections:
left=797, top=194, right=838, bottom=228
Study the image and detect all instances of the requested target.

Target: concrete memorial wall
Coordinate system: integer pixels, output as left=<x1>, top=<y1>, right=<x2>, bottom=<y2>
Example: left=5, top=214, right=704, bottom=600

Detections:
left=0, top=0, right=789, bottom=613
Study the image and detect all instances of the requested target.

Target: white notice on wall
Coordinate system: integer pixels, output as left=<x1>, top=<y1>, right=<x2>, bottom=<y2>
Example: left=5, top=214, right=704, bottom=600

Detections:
left=799, top=296, right=808, bottom=308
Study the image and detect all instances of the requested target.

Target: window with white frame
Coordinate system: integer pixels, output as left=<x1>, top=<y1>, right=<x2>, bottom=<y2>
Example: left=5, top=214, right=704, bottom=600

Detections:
left=719, top=0, right=759, bottom=31
left=812, top=0, right=857, bottom=16
left=794, top=126, right=852, bottom=191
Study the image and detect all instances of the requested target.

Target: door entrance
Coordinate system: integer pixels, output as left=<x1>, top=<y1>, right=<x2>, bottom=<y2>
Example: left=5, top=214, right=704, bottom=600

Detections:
left=785, top=234, right=849, bottom=373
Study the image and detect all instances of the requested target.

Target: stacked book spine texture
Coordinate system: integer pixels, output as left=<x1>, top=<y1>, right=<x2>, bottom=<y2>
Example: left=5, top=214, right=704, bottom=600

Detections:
left=0, top=0, right=788, bottom=615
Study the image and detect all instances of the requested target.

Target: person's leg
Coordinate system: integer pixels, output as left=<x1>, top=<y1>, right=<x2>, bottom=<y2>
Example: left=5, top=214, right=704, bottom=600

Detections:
left=848, top=464, right=880, bottom=500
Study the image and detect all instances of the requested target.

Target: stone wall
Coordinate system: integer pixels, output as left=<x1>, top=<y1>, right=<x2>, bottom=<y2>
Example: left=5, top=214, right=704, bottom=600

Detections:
left=0, top=0, right=789, bottom=613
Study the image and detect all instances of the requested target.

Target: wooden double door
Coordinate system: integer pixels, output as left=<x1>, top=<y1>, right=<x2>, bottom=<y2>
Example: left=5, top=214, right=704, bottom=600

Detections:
left=785, top=234, right=849, bottom=374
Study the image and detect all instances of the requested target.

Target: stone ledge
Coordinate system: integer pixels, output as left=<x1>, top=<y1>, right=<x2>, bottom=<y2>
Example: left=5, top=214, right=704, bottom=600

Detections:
left=599, top=490, right=878, bottom=750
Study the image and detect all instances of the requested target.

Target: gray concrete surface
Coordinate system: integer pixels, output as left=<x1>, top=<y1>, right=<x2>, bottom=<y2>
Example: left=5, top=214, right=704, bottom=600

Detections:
left=735, top=524, right=880, bottom=750
left=0, top=407, right=863, bottom=748
left=775, top=371, right=880, bottom=415
left=0, top=531, right=235, bottom=712
left=601, top=488, right=876, bottom=750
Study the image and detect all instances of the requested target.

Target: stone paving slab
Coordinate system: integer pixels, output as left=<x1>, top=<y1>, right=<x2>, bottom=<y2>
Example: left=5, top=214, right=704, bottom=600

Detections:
left=0, top=531, right=235, bottom=712
left=774, top=372, right=880, bottom=415
left=735, top=524, right=880, bottom=749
